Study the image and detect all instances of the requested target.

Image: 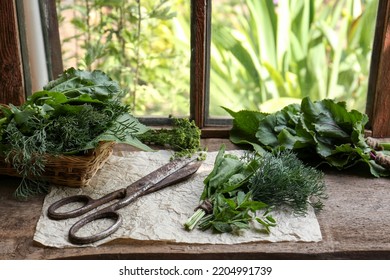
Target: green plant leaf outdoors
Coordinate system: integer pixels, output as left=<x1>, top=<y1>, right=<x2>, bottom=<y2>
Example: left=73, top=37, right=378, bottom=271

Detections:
left=56, top=0, right=378, bottom=117
left=208, top=0, right=378, bottom=116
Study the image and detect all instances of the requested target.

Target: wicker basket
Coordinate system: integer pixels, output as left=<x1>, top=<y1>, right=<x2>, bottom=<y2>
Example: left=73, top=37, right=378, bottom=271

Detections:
left=0, top=141, right=115, bottom=187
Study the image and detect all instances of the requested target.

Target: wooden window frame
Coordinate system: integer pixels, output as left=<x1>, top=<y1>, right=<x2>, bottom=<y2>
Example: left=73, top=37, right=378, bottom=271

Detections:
left=1, top=0, right=389, bottom=137
left=366, top=0, right=390, bottom=137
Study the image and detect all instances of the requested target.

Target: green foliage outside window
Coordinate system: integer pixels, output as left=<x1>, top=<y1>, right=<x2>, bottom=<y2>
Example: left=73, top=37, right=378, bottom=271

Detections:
left=57, top=0, right=378, bottom=117
left=210, top=0, right=378, bottom=115
left=56, top=0, right=190, bottom=116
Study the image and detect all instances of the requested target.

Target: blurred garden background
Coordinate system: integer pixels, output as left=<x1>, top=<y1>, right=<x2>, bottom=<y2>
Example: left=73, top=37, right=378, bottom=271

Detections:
left=56, top=0, right=378, bottom=117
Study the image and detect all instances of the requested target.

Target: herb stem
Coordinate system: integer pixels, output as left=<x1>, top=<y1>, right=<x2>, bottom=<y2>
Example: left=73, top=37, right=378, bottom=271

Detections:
left=380, top=143, right=390, bottom=150
left=184, top=208, right=206, bottom=231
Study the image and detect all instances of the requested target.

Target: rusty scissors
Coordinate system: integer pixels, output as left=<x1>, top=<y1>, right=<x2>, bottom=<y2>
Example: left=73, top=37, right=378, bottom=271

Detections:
left=47, top=155, right=202, bottom=245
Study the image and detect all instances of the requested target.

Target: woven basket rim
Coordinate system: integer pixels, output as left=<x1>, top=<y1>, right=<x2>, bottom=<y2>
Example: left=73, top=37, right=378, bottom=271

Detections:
left=0, top=141, right=115, bottom=187
left=1, top=102, right=116, bottom=187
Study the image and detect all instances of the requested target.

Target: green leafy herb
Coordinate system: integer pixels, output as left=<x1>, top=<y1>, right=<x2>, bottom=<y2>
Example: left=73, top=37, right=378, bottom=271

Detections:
left=250, top=151, right=327, bottom=214
left=223, top=97, right=390, bottom=177
left=184, top=144, right=326, bottom=234
left=138, top=117, right=202, bottom=159
left=43, top=67, right=121, bottom=101
left=0, top=68, right=151, bottom=199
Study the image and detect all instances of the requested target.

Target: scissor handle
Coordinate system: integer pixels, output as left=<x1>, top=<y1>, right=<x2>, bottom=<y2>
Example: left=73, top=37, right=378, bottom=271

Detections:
left=48, top=189, right=125, bottom=220
left=68, top=209, right=122, bottom=245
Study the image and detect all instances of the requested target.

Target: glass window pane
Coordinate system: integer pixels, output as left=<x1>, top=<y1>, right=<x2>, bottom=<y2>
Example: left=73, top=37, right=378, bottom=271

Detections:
left=56, top=0, right=191, bottom=118
left=208, top=0, right=379, bottom=120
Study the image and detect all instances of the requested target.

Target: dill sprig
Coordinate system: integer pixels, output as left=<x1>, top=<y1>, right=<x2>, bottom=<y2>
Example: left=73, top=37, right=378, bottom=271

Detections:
left=13, top=178, right=50, bottom=200
left=250, top=150, right=328, bottom=214
left=4, top=119, right=51, bottom=199
left=5, top=119, right=49, bottom=178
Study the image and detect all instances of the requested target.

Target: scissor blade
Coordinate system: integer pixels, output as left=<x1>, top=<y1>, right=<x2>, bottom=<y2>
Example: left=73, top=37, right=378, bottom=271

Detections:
left=143, top=160, right=202, bottom=195
left=117, top=155, right=202, bottom=208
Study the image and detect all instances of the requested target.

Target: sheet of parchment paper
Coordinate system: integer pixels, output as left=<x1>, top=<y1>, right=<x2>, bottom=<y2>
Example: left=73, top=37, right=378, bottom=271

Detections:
left=33, top=150, right=322, bottom=248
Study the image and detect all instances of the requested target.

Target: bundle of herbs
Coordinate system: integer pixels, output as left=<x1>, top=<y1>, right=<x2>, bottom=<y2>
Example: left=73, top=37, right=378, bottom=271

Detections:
left=137, top=117, right=202, bottom=160
left=223, top=97, right=390, bottom=177
left=184, top=145, right=326, bottom=234
left=0, top=68, right=150, bottom=199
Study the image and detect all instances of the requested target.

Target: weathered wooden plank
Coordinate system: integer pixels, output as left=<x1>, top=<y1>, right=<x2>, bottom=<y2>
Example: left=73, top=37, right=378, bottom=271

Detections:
left=0, top=0, right=25, bottom=105
left=2, top=141, right=390, bottom=259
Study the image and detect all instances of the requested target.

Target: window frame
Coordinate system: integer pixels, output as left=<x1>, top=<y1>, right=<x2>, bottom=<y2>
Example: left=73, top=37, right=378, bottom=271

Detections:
left=190, top=0, right=231, bottom=138
left=1, top=0, right=389, bottom=137
left=193, top=0, right=390, bottom=138
left=366, top=0, right=390, bottom=137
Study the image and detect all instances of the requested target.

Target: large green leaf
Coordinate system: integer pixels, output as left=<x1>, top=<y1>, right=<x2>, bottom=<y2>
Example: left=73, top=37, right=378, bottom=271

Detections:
left=255, top=103, right=300, bottom=147
left=224, top=97, right=389, bottom=177
left=44, top=68, right=121, bottom=101
left=222, top=107, right=268, bottom=153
